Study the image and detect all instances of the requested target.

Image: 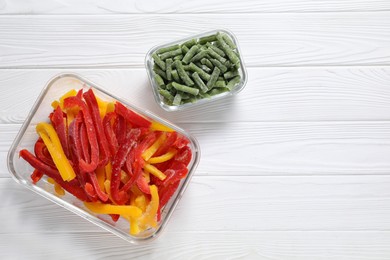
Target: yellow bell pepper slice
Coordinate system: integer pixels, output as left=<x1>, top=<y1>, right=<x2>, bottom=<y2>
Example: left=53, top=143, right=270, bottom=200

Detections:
left=142, top=133, right=167, bottom=161
left=148, top=148, right=177, bottom=164
left=36, top=122, right=76, bottom=181
left=139, top=185, right=159, bottom=228
left=47, top=177, right=65, bottom=196
left=84, top=202, right=142, bottom=218
left=150, top=121, right=174, bottom=132
left=143, top=163, right=166, bottom=181
left=106, top=102, right=115, bottom=114
left=96, top=96, right=109, bottom=119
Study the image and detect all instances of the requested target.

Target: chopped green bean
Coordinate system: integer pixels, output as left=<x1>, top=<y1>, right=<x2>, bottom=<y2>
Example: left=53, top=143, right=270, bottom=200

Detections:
left=156, top=44, right=180, bottom=55
left=173, top=55, right=183, bottom=60
left=224, top=69, right=239, bottom=80
left=182, top=38, right=197, bottom=48
left=201, top=64, right=212, bottom=73
left=154, top=74, right=165, bottom=87
left=206, top=42, right=226, bottom=57
left=171, top=70, right=180, bottom=82
left=166, top=82, right=173, bottom=90
left=199, top=34, right=217, bottom=44
left=207, top=47, right=227, bottom=63
left=172, top=93, right=182, bottom=106
left=216, top=34, right=240, bottom=67
left=160, top=48, right=182, bottom=60
left=165, top=58, right=173, bottom=81
left=224, top=60, right=233, bottom=69
left=192, top=72, right=209, bottom=93
left=152, top=53, right=166, bottom=70
left=182, top=45, right=189, bottom=55
left=153, top=65, right=167, bottom=79
left=182, top=45, right=199, bottom=64
left=201, top=58, right=214, bottom=69
left=226, top=75, right=241, bottom=90
left=209, top=87, right=229, bottom=96
left=210, top=58, right=228, bottom=73
left=172, top=82, right=199, bottom=96
left=191, top=50, right=209, bottom=63
left=178, top=91, right=191, bottom=99
left=189, top=62, right=211, bottom=81
left=221, top=33, right=236, bottom=49
left=158, top=88, right=174, bottom=102
left=207, top=67, right=221, bottom=90
left=214, top=80, right=226, bottom=88
left=175, top=60, right=194, bottom=86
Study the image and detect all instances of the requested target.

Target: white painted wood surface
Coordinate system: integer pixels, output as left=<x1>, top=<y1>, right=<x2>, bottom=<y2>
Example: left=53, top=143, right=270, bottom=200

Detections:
left=1, top=1, right=390, bottom=259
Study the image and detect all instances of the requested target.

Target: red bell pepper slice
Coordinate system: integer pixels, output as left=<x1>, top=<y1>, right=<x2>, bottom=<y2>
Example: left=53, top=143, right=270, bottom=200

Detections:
left=115, top=102, right=151, bottom=128
left=30, top=169, right=44, bottom=184
left=34, top=138, right=55, bottom=168
left=64, top=95, right=99, bottom=173
left=79, top=123, right=90, bottom=164
left=84, top=182, right=98, bottom=202
left=111, top=128, right=140, bottom=204
left=114, top=115, right=127, bottom=145
left=157, top=180, right=180, bottom=221
left=103, top=112, right=118, bottom=158
left=154, top=131, right=177, bottom=157
left=173, top=135, right=190, bottom=149
left=20, top=149, right=89, bottom=201
left=88, top=172, right=109, bottom=202
left=50, top=106, right=69, bottom=157
left=136, top=174, right=150, bottom=194
left=174, top=146, right=192, bottom=166
left=83, top=89, right=110, bottom=168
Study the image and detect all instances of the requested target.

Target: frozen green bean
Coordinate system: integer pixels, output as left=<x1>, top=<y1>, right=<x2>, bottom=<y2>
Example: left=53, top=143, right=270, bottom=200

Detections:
left=182, top=45, right=199, bottom=64
left=207, top=67, right=221, bottom=90
left=226, top=75, right=241, bottom=90
left=172, top=93, right=182, bottom=106
left=216, top=34, right=240, bottom=67
left=192, top=72, right=209, bottom=93
left=201, top=64, right=212, bottom=73
left=156, top=44, right=180, bottom=55
left=175, top=60, right=194, bottom=86
left=166, top=82, right=173, bottom=90
left=209, top=87, right=229, bottom=96
left=198, top=34, right=217, bottom=44
left=173, top=55, right=183, bottom=60
left=201, top=58, right=214, bottom=69
left=153, top=65, right=167, bottom=79
left=154, top=74, right=165, bottom=87
left=182, top=45, right=189, bottom=55
left=210, top=58, right=228, bottom=73
left=182, top=38, right=197, bottom=48
left=214, top=80, right=226, bottom=88
left=224, top=69, right=239, bottom=80
left=172, top=82, right=199, bottom=96
left=171, top=70, right=180, bottom=82
left=160, top=48, right=182, bottom=60
left=189, top=62, right=211, bottom=81
left=152, top=53, right=166, bottom=70
left=207, top=47, right=227, bottom=63
left=221, top=33, right=236, bottom=49
left=165, top=58, right=173, bottom=81
left=206, top=42, right=226, bottom=57
left=191, top=50, right=209, bottom=63
left=158, top=89, right=174, bottom=102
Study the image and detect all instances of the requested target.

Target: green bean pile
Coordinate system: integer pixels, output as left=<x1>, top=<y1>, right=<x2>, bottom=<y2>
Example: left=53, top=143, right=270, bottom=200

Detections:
left=152, top=32, right=242, bottom=106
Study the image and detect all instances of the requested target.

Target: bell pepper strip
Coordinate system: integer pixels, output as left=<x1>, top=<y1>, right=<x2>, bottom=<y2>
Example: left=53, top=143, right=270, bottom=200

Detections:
left=154, top=132, right=177, bottom=157
left=95, top=95, right=108, bottom=119
left=114, top=115, right=127, bottom=146
left=20, top=149, right=89, bottom=201
left=142, top=132, right=166, bottom=161
left=150, top=121, right=174, bottom=132
left=136, top=173, right=151, bottom=194
left=139, top=185, right=159, bottom=228
left=115, top=101, right=151, bottom=128
left=50, top=106, right=69, bottom=158
left=34, top=138, right=55, bottom=168
left=30, top=169, right=43, bottom=184
left=96, top=167, right=106, bottom=191
left=47, top=177, right=65, bottom=196
left=36, top=122, right=76, bottom=181
left=148, top=148, right=177, bottom=164
left=84, top=202, right=142, bottom=218
left=79, top=123, right=90, bottom=163
left=64, top=95, right=99, bottom=173
left=174, top=146, right=192, bottom=165
left=111, top=128, right=141, bottom=204
left=157, top=180, right=180, bottom=221
left=83, top=89, right=110, bottom=168
left=143, top=163, right=166, bottom=181
left=103, top=112, right=119, bottom=157
left=88, top=172, right=109, bottom=202
left=84, top=183, right=98, bottom=201
left=174, top=135, right=190, bottom=149
left=51, top=89, right=78, bottom=109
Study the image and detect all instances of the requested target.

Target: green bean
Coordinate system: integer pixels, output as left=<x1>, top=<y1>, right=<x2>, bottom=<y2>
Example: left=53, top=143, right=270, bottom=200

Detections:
left=182, top=45, right=189, bottom=55
left=216, top=34, right=240, bottom=67
left=173, top=55, right=183, bottom=60
left=153, top=65, right=167, bottom=79
left=183, top=64, right=190, bottom=71
left=209, top=87, right=229, bottom=96
left=207, top=47, right=227, bottom=63
left=226, top=75, right=241, bottom=90
left=160, top=48, right=182, bottom=60
left=172, top=82, right=199, bottom=96
left=198, top=34, right=217, bottom=44
left=182, top=45, right=199, bottom=64
left=178, top=91, right=191, bottom=100
left=198, top=92, right=211, bottom=99
left=210, top=58, right=228, bottom=73
left=154, top=74, right=165, bottom=87
left=175, top=60, right=194, bottom=86
left=171, top=70, right=180, bottom=82
left=207, top=67, right=221, bottom=90
left=182, top=38, right=197, bottom=48
left=214, top=80, right=226, bottom=88
left=188, top=62, right=211, bottom=81
left=156, top=44, right=180, bottom=55
left=172, top=93, right=182, bottom=106
left=224, top=69, right=239, bottom=80
left=201, top=64, right=212, bottom=73
left=206, top=42, right=225, bottom=57
left=191, top=50, right=209, bottom=63
left=152, top=53, right=166, bottom=70
left=158, top=88, right=174, bottom=103
left=166, top=82, right=173, bottom=90
left=221, top=33, right=236, bottom=49
left=165, top=58, right=173, bottom=81
left=192, top=72, right=209, bottom=93
left=224, top=60, right=233, bottom=69
left=201, top=58, right=214, bottom=69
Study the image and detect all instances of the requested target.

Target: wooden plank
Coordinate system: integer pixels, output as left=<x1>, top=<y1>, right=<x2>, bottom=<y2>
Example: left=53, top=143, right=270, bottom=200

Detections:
left=3, top=121, right=390, bottom=177
left=1, top=68, right=390, bottom=125
left=0, top=13, right=389, bottom=68
left=2, top=176, right=390, bottom=234
left=1, top=0, right=389, bottom=14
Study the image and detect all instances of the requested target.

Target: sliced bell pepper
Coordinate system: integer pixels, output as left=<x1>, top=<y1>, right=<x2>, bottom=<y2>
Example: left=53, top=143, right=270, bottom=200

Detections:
left=142, top=132, right=166, bottom=161
left=148, top=148, right=177, bottom=164
left=50, top=106, right=69, bottom=158
left=150, top=121, right=174, bottom=132
left=36, top=122, right=76, bottom=181
left=30, top=169, right=43, bottom=184
left=143, top=163, right=166, bottom=181
left=139, top=185, right=159, bottom=228
left=34, top=138, right=55, bottom=168
left=103, top=112, right=118, bottom=158
left=115, top=101, right=151, bottom=128
left=84, top=202, right=142, bottom=218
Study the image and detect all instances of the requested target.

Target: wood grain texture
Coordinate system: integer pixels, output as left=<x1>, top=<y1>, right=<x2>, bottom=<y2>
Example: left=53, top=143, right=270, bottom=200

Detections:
left=3, top=121, right=390, bottom=178
left=1, top=68, right=390, bottom=124
left=0, top=13, right=390, bottom=68
left=1, top=0, right=390, bottom=14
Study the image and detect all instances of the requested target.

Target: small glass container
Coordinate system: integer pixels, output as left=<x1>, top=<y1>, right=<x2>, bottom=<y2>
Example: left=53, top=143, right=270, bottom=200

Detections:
left=145, top=29, right=248, bottom=111
left=7, top=73, right=200, bottom=244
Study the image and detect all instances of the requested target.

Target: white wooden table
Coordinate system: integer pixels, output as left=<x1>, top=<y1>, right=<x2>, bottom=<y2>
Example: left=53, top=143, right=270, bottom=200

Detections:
left=1, top=1, right=390, bottom=259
